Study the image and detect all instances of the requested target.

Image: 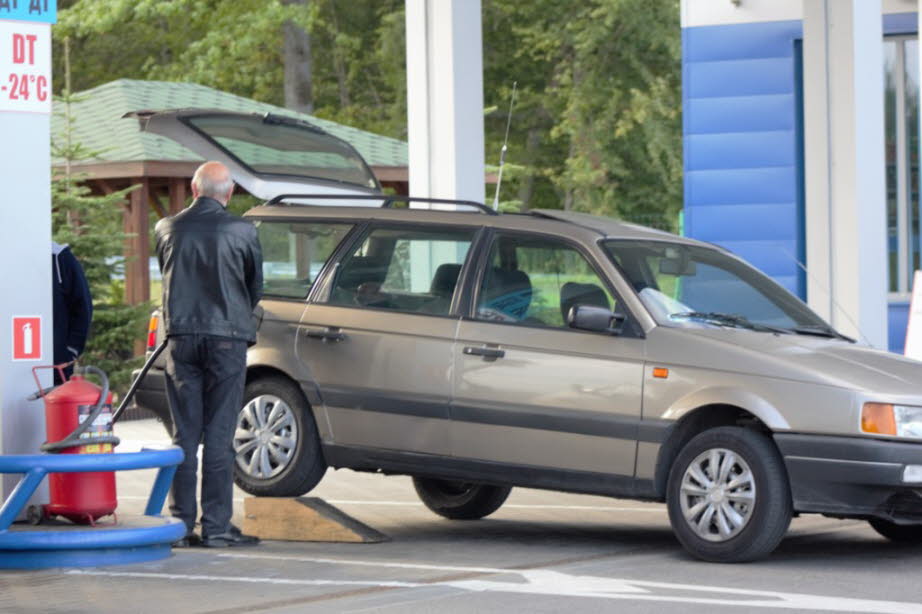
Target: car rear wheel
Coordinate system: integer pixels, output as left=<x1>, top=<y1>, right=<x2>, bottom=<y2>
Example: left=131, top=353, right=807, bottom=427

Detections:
left=412, top=477, right=511, bottom=520
left=666, top=426, right=792, bottom=563
left=233, top=377, right=326, bottom=496
left=868, top=519, right=922, bottom=543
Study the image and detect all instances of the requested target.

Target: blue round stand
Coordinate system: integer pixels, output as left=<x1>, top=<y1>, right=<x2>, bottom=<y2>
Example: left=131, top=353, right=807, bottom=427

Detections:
left=0, top=447, right=185, bottom=569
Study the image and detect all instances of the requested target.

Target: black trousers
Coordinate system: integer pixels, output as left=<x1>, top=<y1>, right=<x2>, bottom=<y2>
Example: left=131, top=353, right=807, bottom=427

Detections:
left=164, top=334, right=247, bottom=537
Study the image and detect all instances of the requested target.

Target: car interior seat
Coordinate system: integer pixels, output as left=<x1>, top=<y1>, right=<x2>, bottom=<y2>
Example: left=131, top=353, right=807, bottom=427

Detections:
left=420, top=263, right=462, bottom=315
left=430, top=263, right=462, bottom=299
left=480, top=267, right=533, bottom=321
left=333, top=256, right=389, bottom=305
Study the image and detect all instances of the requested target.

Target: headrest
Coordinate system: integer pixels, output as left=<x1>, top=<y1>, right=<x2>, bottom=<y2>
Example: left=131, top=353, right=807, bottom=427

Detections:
left=481, top=267, right=532, bottom=320
left=430, top=263, right=462, bottom=298
left=338, top=256, right=387, bottom=289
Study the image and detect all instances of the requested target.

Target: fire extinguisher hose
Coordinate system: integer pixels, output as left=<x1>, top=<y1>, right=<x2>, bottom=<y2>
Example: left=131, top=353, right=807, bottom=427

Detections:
left=41, top=365, right=121, bottom=453
left=111, top=340, right=168, bottom=425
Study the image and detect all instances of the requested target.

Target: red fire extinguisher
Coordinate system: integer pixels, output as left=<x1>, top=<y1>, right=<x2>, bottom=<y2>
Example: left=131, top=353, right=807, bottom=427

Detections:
left=33, top=365, right=121, bottom=525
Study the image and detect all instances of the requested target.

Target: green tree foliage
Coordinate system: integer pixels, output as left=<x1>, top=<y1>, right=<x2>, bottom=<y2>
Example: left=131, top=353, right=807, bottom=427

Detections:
left=483, top=0, right=681, bottom=228
left=53, top=87, right=149, bottom=393
left=55, top=0, right=680, bottom=227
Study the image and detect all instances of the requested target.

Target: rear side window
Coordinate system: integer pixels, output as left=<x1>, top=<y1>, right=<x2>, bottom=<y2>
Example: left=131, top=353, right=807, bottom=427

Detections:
left=256, top=221, right=353, bottom=299
left=328, top=226, right=474, bottom=316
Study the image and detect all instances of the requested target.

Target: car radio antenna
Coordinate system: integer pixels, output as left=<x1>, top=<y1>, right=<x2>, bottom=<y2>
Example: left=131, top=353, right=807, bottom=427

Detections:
left=780, top=247, right=871, bottom=346
left=491, top=81, right=517, bottom=211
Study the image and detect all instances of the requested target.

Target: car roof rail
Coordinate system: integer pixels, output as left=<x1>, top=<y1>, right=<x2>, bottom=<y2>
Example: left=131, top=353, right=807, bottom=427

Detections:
left=265, top=193, right=499, bottom=215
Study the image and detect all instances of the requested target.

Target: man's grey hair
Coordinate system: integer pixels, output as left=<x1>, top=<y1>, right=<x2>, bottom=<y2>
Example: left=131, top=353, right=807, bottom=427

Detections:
left=192, top=165, right=235, bottom=200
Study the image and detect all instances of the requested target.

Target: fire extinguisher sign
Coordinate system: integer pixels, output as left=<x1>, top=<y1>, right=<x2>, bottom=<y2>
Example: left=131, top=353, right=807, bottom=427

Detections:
left=12, top=315, right=41, bottom=361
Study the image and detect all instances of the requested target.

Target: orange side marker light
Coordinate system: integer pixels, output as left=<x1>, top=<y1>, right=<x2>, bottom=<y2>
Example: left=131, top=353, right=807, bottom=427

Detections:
left=652, top=367, right=669, bottom=379
left=861, top=403, right=897, bottom=436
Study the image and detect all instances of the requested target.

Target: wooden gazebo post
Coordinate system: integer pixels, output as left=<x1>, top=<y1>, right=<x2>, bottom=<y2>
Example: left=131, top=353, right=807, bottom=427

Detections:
left=169, top=177, right=187, bottom=215
left=124, top=178, right=150, bottom=306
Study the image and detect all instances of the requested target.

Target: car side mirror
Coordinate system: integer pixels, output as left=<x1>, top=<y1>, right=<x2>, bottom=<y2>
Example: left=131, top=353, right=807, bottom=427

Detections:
left=567, top=305, right=626, bottom=335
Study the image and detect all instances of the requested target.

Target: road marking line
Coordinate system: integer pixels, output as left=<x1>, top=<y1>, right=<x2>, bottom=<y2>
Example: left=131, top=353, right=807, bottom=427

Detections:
left=64, top=570, right=416, bottom=588
left=505, top=504, right=664, bottom=512
left=65, top=566, right=921, bottom=613
left=114, top=496, right=665, bottom=512
left=216, top=552, right=507, bottom=574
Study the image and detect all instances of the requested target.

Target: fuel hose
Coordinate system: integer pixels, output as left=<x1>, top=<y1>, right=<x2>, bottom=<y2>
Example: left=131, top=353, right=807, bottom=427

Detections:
left=111, top=340, right=168, bottom=425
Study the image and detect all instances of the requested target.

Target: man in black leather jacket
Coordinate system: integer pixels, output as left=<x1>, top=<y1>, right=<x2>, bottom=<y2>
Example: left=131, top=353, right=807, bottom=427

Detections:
left=155, top=161, right=263, bottom=548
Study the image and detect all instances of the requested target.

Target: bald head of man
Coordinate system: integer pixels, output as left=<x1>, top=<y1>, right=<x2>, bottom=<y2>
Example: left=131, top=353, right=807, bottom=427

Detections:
left=191, top=161, right=235, bottom=206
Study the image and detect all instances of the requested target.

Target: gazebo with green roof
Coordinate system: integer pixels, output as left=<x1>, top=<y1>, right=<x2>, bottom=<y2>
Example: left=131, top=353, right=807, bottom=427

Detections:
left=52, top=79, right=409, bottom=306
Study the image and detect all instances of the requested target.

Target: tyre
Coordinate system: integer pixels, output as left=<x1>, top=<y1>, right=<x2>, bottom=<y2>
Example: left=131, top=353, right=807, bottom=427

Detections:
left=233, top=377, right=326, bottom=496
left=666, top=426, right=792, bottom=563
left=413, top=477, right=511, bottom=520
left=869, top=519, right=922, bottom=543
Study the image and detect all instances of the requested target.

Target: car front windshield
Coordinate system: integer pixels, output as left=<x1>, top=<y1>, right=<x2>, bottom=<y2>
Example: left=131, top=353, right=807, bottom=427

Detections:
left=602, top=240, right=831, bottom=333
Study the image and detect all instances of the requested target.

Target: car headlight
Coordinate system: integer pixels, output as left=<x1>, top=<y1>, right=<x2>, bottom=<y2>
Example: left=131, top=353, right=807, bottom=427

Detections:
left=895, top=406, right=922, bottom=438
left=861, top=403, right=922, bottom=438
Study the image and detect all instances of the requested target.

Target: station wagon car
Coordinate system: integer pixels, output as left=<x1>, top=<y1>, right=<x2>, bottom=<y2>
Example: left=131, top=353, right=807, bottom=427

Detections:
left=129, top=109, right=922, bottom=562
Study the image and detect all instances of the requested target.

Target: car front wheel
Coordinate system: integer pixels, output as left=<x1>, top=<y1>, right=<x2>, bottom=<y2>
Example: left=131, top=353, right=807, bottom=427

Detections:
left=666, top=426, right=792, bottom=563
left=413, top=477, right=511, bottom=520
left=233, top=376, right=326, bottom=496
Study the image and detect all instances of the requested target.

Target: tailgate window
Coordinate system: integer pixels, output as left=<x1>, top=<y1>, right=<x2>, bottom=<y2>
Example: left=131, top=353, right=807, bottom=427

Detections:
left=256, top=221, right=353, bottom=299
left=186, top=114, right=379, bottom=189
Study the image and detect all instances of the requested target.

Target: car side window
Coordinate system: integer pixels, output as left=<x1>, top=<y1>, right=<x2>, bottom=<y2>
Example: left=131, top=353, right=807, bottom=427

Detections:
left=328, top=226, right=474, bottom=316
left=256, top=221, right=353, bottom=299
left=476, top=234, right=617, bottom=329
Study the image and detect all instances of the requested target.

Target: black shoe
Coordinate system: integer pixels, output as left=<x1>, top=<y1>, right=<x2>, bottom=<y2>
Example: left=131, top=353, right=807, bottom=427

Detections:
left=202, top=526, right=260, bottom=548
left=172, top=533, right=202, bottom=548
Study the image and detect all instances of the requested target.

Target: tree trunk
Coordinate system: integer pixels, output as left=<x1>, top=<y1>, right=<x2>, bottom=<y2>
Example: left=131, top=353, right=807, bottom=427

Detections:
left=282, top=0, right=314, bottom=113
left=327, top=1, right=351, bottom=108
left=517, top=128, right=541, bottom=210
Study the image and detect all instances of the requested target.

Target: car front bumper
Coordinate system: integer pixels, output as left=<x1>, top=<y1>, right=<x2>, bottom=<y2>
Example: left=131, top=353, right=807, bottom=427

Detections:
left=775, top=433, right=922, bottom=524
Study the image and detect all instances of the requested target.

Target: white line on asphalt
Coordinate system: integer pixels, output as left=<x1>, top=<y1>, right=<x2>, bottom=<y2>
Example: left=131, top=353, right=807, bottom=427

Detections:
left=325, top=501, right=665, bottom=512
left=497, top=504, right=663, bottom=512
left=65, top=564, right=921, bottom=613
left=447, top=571, right=922, bottom=613
left=215, top=552, right=508, bottom=574
left=64, top=569, right=417, bottom=588
left=114, top=495, right=665, bottom=512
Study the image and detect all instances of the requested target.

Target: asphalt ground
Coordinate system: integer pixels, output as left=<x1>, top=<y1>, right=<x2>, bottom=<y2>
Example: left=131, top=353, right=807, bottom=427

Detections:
left=1, top=419, right=921, bottom=614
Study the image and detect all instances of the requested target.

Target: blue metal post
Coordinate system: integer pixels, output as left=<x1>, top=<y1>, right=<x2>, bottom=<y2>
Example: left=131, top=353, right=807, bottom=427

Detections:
left=0, top=469, right=45, bottom=530
left=145, top=464, right=178, bottom=516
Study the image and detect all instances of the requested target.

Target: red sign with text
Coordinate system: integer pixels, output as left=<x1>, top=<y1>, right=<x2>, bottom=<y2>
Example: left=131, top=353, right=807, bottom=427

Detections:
left=0, top=20, right=51, bottom=114
left=12, top=316, right=41, bottom=361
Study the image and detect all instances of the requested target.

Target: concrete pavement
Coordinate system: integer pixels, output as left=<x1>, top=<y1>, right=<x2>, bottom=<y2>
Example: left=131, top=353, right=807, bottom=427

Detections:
left=1, top=418, right=920, bottom=613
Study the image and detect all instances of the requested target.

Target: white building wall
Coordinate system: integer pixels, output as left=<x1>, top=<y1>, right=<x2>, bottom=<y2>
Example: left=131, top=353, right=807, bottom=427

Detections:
left=683, top=0, right=914, bottom=28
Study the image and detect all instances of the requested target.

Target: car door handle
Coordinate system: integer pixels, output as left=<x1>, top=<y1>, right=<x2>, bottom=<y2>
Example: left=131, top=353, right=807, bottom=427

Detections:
left=303, top=327, right=347, bottom=342
left=463, top=346, right=505, bottom=359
